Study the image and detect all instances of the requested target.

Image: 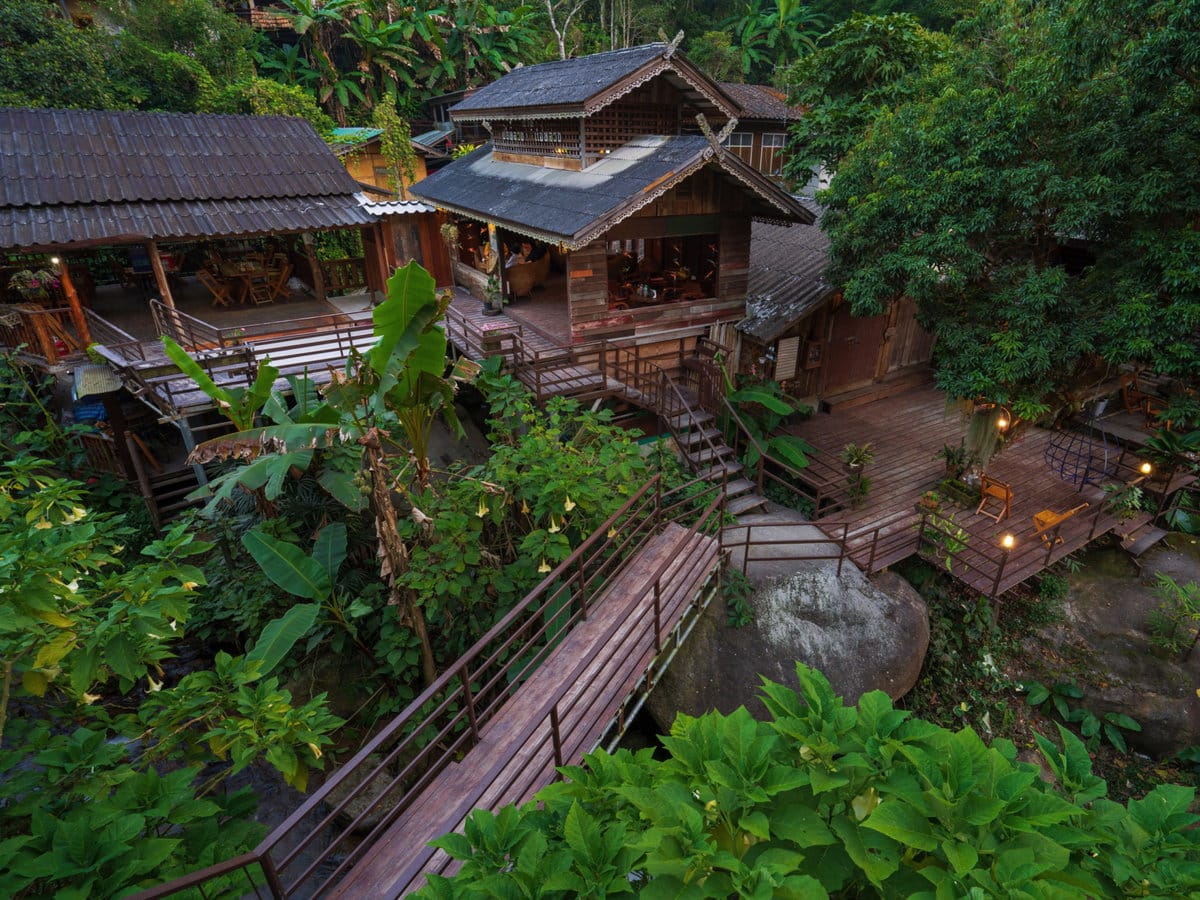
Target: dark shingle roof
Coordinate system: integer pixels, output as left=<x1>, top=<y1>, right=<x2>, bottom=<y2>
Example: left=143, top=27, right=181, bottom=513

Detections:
left=450, top=43, right=736, bottom=121
left=0, top=107, right=374, bottom=250
left=411, top=137, right=812, bottom=248
left=720, top=83, right=804, bottom=122
left=739, top=214, right=834, bottom=343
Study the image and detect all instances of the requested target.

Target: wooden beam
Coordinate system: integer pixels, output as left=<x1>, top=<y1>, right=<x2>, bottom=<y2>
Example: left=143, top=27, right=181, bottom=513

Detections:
left=302, top=232, right=327, bottom=302
left=55, top=256, right=91, bottom=346
left=145, top=240, right=175, bottom=309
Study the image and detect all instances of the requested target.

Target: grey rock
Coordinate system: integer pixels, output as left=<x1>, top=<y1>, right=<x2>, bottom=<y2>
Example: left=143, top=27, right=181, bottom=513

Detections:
left=647, top=507, right=929, bottom=728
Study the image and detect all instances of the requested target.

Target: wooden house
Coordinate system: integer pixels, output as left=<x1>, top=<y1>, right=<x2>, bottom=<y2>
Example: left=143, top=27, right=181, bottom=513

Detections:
left=718, top=83, right=803, bottom=182
left=410, top=39, right=814, bottom=351
left=331, top=127, right=447, bottom=196
left=738, top=216, right=935, bottom=403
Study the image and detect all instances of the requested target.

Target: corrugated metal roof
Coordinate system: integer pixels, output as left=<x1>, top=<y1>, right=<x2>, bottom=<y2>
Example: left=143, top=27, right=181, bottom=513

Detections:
left=720, top=83, right=804, bottom=121
left=739, top=216, right=834, bottom=343
left=360, top=199, right=435, bottom=216
left=452, top=44, right=669, bottom=117
left=0, top=107, right=369, bottom=250
left=412, top=136, right=812, bottom=247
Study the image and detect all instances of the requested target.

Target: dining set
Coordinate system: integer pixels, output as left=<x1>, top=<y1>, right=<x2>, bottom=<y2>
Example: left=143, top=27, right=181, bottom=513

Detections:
left=197, top=252, right=293, bottom=307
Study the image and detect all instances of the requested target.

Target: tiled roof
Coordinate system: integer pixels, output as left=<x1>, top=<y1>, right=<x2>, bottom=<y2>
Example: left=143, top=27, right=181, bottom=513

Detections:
left=739, top=214, right=833, bottom=343
left=450, top=43, right=736, bottom=121
left=0, top=107, right=373, bottom=249
left=720, top=83, right=803, bottom=122
left=360, top=199, right=435, bottom=216
left=452, top=44, right=668, bottom=117
left=411, top=136, right=812, bottom=248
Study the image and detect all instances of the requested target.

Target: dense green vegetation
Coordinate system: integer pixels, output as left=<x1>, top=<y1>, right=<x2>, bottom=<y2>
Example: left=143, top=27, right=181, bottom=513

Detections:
left=791, top=0, right=1200, bottom=413
left=415, top=664, right=1200, bottom=898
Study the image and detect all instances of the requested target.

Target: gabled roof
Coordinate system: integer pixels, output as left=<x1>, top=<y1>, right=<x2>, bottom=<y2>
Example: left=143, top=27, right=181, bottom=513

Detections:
left=411, top=136, right=813, bottom=249
left=720, top=83, right=804, bottom=122
left=0, top=107, right=374, bottom=251
left=450, top=43, right=738, bottom=122
left=739, top=211, right=834, bottom=343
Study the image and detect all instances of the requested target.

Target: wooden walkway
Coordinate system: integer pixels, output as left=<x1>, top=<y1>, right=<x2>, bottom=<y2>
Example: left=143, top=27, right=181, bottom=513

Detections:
left=331, top=523, right=719, bottom=898
left=784, top=386, right=1140, bottom=595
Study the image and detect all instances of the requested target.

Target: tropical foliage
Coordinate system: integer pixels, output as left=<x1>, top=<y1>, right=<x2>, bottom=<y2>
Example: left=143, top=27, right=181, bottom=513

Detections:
left=811, top=0, right=1200, bottom=409
left=417, top=664, right=1200, bottom=898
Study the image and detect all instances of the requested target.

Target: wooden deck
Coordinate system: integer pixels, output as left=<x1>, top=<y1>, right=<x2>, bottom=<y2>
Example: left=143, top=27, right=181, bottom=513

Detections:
left=331, top=523, right=719, bottom=898
left=784, top=386, right=1142, bottom=596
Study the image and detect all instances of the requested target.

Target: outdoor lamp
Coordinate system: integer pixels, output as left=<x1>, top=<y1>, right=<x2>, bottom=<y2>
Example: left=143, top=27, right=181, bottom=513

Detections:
left=50, top=256, right=60, bottom=265
left=1001, top=533, right=1015, bottom=550
left=1140, top=461, right=1152, bottom=476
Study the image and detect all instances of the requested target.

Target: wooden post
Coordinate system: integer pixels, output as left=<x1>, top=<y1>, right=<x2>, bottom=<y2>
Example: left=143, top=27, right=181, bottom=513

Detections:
left=22, top=305, right=59, bottom=362
left=302, top=232, right=327, bottom=302
left=55, top=258, right=91, bottom=346
left=145, top=241, right=175, bottom=309
left=101, top=395, right=138, bottom=482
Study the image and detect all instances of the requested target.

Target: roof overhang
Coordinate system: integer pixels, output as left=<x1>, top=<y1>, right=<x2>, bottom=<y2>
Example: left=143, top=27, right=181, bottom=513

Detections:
left=411, top=136, right=812, bottom=251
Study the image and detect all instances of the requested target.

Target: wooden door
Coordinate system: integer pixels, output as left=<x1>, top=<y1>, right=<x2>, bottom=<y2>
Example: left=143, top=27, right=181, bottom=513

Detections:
left=823, top=302, right=887, bottom=393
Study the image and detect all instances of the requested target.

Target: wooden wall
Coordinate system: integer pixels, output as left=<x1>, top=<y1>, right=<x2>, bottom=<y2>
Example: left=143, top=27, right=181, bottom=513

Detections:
left=565, top=172, right=755, bottom=344
left=344, top=143, right=429, bottom=198
left=884, top=297, right=936, bottom=373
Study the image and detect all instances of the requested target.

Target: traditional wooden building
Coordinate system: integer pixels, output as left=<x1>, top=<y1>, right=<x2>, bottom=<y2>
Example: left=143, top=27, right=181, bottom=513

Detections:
left=331, top=127, right=447, bottom=196
left=411, top=39, right=813, bottom=349
left=718, top=83, right=803, bottom=181
left=738, top=216, right=936, bottom=402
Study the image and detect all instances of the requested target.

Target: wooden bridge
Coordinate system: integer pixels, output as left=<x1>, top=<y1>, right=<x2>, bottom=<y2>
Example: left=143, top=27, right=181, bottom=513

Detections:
left=134, top=475, right=724, bottom=900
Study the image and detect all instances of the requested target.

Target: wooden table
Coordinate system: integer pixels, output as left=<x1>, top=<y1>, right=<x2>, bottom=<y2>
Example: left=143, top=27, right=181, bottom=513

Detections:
left=217, top=261, right=271, bottom=305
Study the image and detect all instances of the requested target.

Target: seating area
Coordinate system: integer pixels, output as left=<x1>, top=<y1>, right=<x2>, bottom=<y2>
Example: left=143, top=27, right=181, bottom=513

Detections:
left=198, top=250, right=292, bottom=307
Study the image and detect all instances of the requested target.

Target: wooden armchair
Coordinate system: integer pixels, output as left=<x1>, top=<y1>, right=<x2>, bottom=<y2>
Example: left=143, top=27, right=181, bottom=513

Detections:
left=975, top=474, right=1013, bottom=523
left=1034, top=502, right=1090, bottom=548
left=506, top=262, right=539, bottom=300
left=266, top=262, right=293, bottom=303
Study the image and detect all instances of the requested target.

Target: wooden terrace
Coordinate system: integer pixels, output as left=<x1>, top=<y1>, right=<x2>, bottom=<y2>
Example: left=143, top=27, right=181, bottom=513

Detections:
left=755, top=386, right=1168, bottom=597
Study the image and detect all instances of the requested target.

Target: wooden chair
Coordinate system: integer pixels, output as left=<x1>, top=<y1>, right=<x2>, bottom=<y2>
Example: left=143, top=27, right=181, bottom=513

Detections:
left=1033, top=502, right=1090, bottom=548
left=975, top=474, right=1013, bottom=523
left=196, top=268, right=234, bottom=307
left=1120, top=372, right=1149, bottom=415
left=506, top=262, right=538, bottom=300
left=267, top=262, right=293, bottom=303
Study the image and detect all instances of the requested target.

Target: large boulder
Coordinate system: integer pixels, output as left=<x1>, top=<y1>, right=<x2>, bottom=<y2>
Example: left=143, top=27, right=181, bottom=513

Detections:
left=646, top=509, right=929, bottom=727
left=1029, top=538, right=1200, bottom=757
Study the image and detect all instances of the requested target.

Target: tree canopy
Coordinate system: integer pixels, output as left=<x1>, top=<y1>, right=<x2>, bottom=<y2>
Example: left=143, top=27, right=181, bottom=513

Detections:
left=813, top=0, right=1200, bottom=411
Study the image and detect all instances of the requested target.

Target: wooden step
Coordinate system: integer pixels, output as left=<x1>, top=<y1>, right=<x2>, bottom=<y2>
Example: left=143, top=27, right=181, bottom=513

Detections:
left=723, top=477, right=756, bottom=498
left=1119, top=524, right=1168, bottom=556
left=727, top=493, right=769, bottom=516
left=680, top=427, right=722, bottom=448
left=666, top=410, right=714, bottom=431
left=697, top=460, right=744, bottom=481
left=1111, top=512, right=1153, bottom=540
left=686, top=445, right=735, bottom=467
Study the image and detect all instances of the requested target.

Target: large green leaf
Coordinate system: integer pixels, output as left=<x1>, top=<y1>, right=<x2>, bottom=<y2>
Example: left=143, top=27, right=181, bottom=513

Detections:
left=369, top=260, right=438, bottom=375
left=246, top=602, right=321, bottom=677
left=241, top=529, right=331, bottom=600
left=729, top=387, right=795, bottom=415
left=313, top=523, right=347, bottom=581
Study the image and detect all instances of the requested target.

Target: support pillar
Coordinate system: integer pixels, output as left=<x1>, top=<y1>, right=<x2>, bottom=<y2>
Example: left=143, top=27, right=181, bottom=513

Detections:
left=145, top=241, right=176, bottom=309
left=54, top=256, right=91, bottom=346
left=302, top=232, right=327, bottom=302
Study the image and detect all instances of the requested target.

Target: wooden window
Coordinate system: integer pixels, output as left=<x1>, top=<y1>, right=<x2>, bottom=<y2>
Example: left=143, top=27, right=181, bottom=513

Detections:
left=760, top=133, right=786, bottom=177
left=723, top=132, right=754, bottom=165
left=775, top=336, right=800, bottom=381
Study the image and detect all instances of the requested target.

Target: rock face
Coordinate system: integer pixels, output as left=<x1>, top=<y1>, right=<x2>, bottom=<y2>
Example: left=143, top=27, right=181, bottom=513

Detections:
left=647, top=509, right=929, bottom=727
left=1036, top=538, right=1200, bottom=757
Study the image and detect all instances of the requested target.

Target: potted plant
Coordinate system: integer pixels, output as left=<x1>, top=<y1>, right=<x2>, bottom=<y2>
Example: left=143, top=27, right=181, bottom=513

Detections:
left=936, top=440, right=972, bottom=479
left=840, top=442, right=874, bottom=470
left=847, top=474, right=872, bottom=509
left=482, top=274, right=505, bottom=316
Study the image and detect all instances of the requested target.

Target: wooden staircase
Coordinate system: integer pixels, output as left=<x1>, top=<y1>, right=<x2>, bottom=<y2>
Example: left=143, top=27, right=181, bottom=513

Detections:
left=662, top=405, right=767, bottom=517
left=1113, top=512, right=1168, bottom=557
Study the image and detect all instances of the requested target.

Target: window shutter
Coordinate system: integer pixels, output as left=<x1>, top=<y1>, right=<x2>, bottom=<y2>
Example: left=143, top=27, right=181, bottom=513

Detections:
left=775, top=336, right=800, bottom=381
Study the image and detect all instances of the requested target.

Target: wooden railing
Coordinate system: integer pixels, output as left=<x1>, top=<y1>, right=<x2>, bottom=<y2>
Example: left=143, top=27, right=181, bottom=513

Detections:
left=0, top=305, right=83, bottom=365
left=132, top=474, right=724, bottom=900
left=150, top=300, right=222, bottom=352
left=320, top=257, right=367, bottom=296
left=84, top=309, right=145, bottom=362
left=719, top=397, right=846, bottom=515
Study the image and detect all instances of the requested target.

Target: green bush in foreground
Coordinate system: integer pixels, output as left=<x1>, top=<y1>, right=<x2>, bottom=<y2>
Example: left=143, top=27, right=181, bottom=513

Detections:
left=417, top=664, right=1200, bottom=899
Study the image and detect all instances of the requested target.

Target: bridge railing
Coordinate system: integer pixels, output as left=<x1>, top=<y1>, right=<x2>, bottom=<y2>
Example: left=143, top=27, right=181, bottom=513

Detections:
left=132, top=473, right=724, bottom=900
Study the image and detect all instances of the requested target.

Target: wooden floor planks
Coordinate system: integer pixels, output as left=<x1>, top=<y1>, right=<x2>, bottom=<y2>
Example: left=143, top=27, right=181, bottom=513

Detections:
left=328, top=523, right=719, bottom=899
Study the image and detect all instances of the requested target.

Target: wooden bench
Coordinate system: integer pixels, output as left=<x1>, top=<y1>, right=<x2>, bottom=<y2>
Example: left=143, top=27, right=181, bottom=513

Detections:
left=1033, top=502, right=1090, bottom=548
left=976, top=474, right=1013, bottom=523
